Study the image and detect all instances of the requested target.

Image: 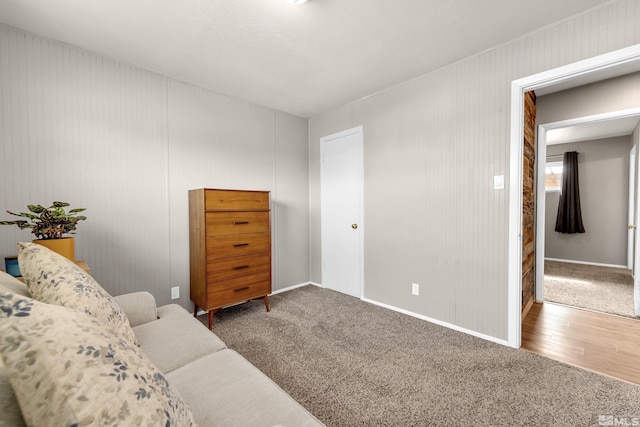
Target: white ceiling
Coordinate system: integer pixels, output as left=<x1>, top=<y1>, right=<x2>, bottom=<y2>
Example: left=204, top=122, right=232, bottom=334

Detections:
left=0, top=0, right=615, bottom=117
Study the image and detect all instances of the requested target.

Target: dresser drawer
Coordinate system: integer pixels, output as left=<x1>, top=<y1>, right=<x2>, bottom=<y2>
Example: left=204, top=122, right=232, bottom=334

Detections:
left=207, top=280, right=271, bottom=308
left=206, top=211, right=269, bottom=235
left=205, top=189, right=269, bottom=211
left=206, top=232, right=270, bottom=260
left=207, top=253, right=270, bottom=282
left=208, top=269, right=271, bottom=291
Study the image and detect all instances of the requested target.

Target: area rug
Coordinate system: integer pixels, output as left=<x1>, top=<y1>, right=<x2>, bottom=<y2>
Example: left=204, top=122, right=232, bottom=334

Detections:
left=544, top=261, right=636, bottom=318
left=199, top=285, right=640, bottom=426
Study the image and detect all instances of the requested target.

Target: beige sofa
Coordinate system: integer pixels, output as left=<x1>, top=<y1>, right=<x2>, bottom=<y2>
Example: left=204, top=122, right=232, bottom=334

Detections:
left=0, top=269, right=324, bottom=426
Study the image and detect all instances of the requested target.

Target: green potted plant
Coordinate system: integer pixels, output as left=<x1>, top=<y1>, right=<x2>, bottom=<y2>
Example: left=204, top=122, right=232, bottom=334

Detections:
left=0, top=201, right=87, bottom=260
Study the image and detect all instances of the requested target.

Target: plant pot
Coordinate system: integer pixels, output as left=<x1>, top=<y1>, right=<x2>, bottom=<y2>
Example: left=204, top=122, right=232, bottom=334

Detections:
left=33, top=237, right=75, bottom=261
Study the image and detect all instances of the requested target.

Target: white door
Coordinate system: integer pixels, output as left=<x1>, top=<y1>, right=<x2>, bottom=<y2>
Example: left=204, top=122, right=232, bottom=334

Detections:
left=628, top=146, right=636, bottom=270
left=320, top=126, right=364, bottom=298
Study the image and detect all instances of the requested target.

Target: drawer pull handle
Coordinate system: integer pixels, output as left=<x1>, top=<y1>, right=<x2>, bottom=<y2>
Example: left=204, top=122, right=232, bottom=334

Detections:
left=233, top=221, right=249, bottom=225
left=233, top=265, right=250, bottom=270
left=233, top=243, right=249, bottom=247
left=234, top=286, right=250, bottom=292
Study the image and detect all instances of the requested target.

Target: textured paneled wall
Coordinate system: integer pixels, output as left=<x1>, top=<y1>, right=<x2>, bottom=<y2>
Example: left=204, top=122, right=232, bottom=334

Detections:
left=309, top=0, right=640, bottom=340
left=0, top=23, right=309, bottom=308
left=0, top=25, right=170, bottom=300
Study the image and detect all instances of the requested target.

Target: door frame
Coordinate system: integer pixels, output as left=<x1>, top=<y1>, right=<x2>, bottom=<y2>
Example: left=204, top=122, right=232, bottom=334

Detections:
left=629, top=145, right=636, bottom=270
left=534, top=108, right=640, bottom=302
left=508, top=44, right=640, bottom=348
left=633, top=143, right=640, bottom=317
left=320, top=125, right=365, bottom=298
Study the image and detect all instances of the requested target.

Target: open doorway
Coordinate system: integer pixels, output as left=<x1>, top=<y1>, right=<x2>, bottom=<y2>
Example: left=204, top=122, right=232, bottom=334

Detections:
left=508, top=44, right=640, bottom=348
left=535, top=110, right=640, bottom=319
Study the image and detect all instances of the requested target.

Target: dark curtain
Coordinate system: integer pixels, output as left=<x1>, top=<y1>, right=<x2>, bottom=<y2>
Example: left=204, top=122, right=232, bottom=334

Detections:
left=555, top=151, right=585, bottom=234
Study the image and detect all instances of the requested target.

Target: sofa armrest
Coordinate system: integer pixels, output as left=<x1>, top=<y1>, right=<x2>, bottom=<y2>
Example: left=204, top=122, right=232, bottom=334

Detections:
left=113, top=291, right=158, bottom=327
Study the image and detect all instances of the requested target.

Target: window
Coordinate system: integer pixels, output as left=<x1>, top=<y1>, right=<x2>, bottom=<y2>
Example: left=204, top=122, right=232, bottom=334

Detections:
left=545, top=161, right=562, bottom=192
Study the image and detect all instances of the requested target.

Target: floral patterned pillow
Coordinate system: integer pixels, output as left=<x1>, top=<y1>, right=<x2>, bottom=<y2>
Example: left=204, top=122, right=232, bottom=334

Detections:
left=17, top=242, right=138, bottom=345
left=0, top=291, right=196, bottom=427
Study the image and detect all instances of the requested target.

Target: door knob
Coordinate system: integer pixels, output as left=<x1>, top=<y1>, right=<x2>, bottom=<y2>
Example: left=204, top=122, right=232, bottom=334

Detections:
left=629, top=224, right=636, bottom=230
left=352, top=224, right=358, bottom=229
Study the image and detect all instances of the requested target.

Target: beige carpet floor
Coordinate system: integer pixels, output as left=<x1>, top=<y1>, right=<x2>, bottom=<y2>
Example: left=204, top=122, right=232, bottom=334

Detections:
left=199, top=286, right=640, bottom=426
left=544, top=261, right=636, bottom=318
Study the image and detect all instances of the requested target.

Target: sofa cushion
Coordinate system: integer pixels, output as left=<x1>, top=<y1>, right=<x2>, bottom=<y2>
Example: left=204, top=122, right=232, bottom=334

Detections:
left=0, top=291, right=196, bottom=427
left=17, top=242, right=137, bottom=345
left=134, top=304, right=227, bottom=373
left=166, top=349, right=324, bottom=427
left=0, top=270, right=29, bottom=297
left=0, top=362, right=26, bottom=427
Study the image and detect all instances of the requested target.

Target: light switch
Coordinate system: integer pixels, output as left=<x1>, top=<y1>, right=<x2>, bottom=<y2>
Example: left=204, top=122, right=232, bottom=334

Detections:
left=494, top=175, right=505, bottom=190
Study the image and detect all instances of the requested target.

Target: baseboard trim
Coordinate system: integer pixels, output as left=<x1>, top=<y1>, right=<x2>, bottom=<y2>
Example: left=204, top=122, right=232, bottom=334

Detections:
left=271, top=281, right=323, bottom=295
left=545, top=257, right=628, bottom=270
left=361, top=297, right=509, bottom=347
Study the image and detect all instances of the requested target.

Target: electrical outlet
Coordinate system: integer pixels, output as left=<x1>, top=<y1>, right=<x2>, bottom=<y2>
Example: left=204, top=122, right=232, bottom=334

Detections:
left=171, top=286, right=180, bottom=300
left=412, top=283, right=419, bottom=296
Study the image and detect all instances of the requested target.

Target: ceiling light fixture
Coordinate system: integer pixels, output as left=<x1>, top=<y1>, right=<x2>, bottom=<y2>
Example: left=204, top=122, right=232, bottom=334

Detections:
left=287, top=0, right=308, bottom=4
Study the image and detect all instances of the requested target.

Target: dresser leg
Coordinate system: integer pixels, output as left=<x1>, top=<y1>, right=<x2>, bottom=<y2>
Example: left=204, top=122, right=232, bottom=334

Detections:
left=193, top=304, right=199, bottom=318
left=208, top=311, right=214, bottom=330
left=263, top=295, right=270, bottom=312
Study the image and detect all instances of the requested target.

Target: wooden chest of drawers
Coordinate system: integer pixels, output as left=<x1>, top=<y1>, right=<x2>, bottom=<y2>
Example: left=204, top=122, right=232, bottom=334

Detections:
left=189, top=188, right=271, bottom=329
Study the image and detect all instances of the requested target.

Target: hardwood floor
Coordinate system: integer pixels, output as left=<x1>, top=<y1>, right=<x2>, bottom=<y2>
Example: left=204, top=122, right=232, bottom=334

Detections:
left=522, top=302, right=640, bottom=385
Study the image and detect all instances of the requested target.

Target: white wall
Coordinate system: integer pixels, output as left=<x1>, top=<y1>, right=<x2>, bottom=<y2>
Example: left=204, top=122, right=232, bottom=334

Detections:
left=545, top=137, right=631, bottom=266
left=0, top=23, right=310, bottom=308
left=536, top=72, right=640, bottom=124
left=309, top=0, right=640, bottom=341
